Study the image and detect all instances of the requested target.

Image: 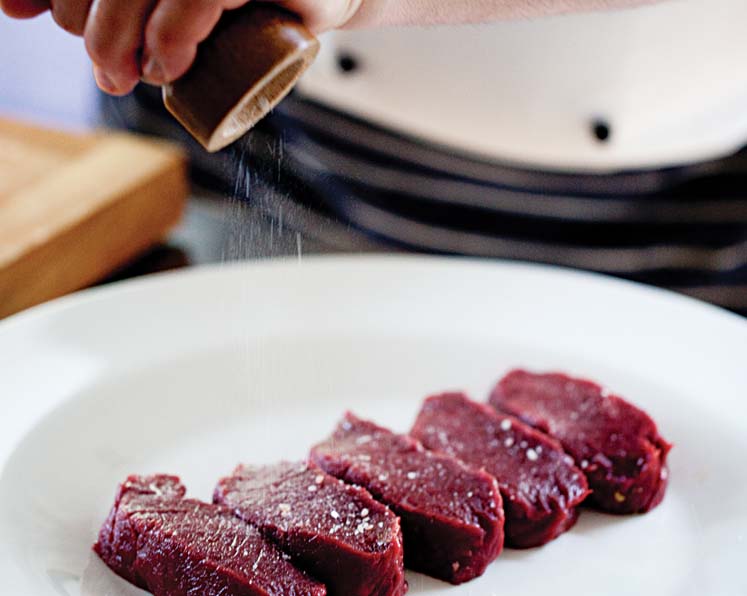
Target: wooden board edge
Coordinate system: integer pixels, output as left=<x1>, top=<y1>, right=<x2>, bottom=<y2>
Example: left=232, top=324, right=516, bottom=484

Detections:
left=0, top=136, right=189, bottom=318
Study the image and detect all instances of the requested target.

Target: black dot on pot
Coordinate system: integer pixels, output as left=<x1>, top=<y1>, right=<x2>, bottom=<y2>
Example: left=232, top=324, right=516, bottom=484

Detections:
left=592, top=119, right=612, bottom=143
left=337, top=52, right=360, bottom=74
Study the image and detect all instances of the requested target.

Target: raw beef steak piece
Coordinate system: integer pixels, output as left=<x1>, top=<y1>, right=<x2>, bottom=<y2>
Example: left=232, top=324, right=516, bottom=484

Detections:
left=310, top=413, right=504, bottom=584
left=411, top=393, right=589, bottom=548
left=94, top=475, right=326, bottom=596
left=214, top=461, right=407, bottom=596
left=489, top=370, right=672, bottom=513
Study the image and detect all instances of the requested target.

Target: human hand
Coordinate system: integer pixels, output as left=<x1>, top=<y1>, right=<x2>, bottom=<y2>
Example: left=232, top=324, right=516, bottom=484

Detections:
left=0, top=0, right=363, bottom=96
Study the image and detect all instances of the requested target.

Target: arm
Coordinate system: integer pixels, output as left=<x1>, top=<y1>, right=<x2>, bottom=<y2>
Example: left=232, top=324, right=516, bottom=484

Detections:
left=344, top=0, right=660, bottom=28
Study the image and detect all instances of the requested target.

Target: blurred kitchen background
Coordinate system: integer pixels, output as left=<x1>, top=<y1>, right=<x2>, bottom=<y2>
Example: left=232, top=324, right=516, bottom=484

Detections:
left=1, top=14, right=94, bottom=127
left=2, top=0, right=747, bottom=316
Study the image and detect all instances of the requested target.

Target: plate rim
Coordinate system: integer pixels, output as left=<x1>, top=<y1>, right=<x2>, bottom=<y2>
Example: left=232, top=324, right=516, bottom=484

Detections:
left=1, top=254, right=745, bottom=333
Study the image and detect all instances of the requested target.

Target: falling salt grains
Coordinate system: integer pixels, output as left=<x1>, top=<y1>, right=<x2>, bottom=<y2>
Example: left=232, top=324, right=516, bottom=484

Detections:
left=330, top=510, right=340, bottom=520
left=315, top=474, right=325, bottom=485
left=360, top=508, right=369, bottom=518
left=278, top=503, right=292, bottom=517
left=308, top=485, right=318, bottom=493
left=519, top=440, right=528, bottom=449
left=660, top=468, right=669, bottom=480
left=378, top=473, right=388, bottom=482
left=406, top=471, right=419, bottom=480
left=500, top=419, right=512, bottom=431
left=526, top=448, right=539, bottom=462
left=580, top=459, right=589, bottom=469
left=504, top=437, right=514, bottom=448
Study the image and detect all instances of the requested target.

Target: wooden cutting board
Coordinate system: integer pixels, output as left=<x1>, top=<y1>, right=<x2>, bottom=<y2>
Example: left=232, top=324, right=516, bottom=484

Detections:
left=0, top=117, right=189, bottom=319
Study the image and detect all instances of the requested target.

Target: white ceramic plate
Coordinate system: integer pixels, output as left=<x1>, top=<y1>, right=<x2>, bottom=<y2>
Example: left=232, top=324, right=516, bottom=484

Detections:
left=1, top=256, right=745, bottom=596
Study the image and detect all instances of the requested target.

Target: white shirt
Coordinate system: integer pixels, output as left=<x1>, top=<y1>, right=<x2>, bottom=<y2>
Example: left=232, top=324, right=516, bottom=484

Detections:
left=299, top=0, right=747, bottom=172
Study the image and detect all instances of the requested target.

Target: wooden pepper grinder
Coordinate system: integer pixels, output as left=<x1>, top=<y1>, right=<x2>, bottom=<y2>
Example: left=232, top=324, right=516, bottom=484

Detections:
left=162, top=4, right=319, bottom=153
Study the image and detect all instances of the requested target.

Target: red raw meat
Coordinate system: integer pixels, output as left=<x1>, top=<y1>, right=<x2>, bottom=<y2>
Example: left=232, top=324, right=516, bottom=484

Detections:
left=214, top=461, right=407, bottom=596
left=94, top=475, right=326, bottom=596
left=411, top=393, right=590, bottom=548
left=489, top=370, right=672, bottom=513
left=310, top=413, right=504, bottom=585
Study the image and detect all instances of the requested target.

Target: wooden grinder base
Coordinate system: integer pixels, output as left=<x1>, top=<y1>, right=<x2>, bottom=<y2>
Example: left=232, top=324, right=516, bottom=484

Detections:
left=163, top=4, right=320, bottom=153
